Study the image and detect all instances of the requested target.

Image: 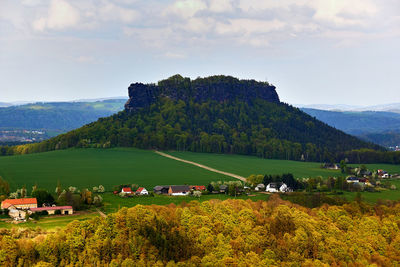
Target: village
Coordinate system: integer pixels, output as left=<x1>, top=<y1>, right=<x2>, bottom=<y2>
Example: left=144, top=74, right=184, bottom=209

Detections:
left=0, top=163, right=397, bottom=224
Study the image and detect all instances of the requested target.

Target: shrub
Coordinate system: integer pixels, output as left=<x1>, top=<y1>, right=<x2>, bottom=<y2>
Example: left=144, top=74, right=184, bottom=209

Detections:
left=55, top=210, right=62, bottom=215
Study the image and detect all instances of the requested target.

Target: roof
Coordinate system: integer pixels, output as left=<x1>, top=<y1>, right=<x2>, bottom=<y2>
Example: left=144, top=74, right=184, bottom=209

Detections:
left=121, top=187, right=132, bottom=193
left=154, top=186, right=168, bottom=191
left=2, top=198, right=37, bottom=208
left=170, top=185, right=190, bottom=192
left=136, top=187, right=146, bottom=193
left=30, top=206, right=73, bottom=211
left=191, top=185, right=206, bottom=190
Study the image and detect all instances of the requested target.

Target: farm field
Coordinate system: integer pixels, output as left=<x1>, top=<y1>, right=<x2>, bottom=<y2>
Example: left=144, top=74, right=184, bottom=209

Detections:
left=0, top=212, right=99, bottom=230
left=1, top=148, right=400, bottom=193
left=167, top=151, right=400, bottom=177
left=101, top=192, right=270, bottom=213
left=0, top=148, right=231, bottom=191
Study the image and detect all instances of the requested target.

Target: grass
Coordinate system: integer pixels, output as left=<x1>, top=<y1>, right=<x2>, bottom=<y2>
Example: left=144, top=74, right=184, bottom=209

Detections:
left=341, top=179, right=400, bottom=203
left=0, top=212, right=99, bottom=230
left=168, top=151, right=344, bottom=178
left=101, top=192, right=270, bottom=213
left=1, top=147, right=399, bottom=206
left=0, top=148, right=231, bottom=191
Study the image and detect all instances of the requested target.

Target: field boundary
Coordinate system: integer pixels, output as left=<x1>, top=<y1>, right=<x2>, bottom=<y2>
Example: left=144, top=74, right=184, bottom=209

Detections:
left=154, top=151, right=247, bottom=182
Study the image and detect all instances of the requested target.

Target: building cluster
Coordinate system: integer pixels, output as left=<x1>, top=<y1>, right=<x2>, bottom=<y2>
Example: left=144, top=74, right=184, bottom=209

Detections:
left=1, top=198, right=73, bottom=221
left=153, top=185, right=206, bottom=196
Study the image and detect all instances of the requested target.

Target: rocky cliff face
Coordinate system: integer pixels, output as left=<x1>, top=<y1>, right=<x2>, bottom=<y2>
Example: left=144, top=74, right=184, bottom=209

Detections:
left=125, top=75, right=280, bottom=112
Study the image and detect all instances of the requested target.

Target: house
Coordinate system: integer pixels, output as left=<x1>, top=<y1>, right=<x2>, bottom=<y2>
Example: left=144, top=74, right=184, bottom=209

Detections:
left=219, top=185, right=228, bottom=193
left=266, top=183, right=291, bottom=193
left=153, top=186, right=169, bottom=194
left=255, top=184, right=265, bottom=191
left=346, top=177, right=359, bottom=183
left=190, top=185, right=206, bottom=191
left=358, top=178, right=372, bottom=186
left=322, top=163, right=339, bottom=170
left=30, top=206, right=73, bottom=215
left=168, top=185, right=190, bottom=196
left=8, top=209, right=28, bottom=221
left=121, top=187, right=132, bottom=194
left=1, top=198, right=38, bottom=210
left=136, top=187, right=149, bottom=195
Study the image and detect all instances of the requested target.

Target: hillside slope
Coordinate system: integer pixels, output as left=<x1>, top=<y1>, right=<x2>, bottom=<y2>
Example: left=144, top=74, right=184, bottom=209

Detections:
left=4, top=75, right=380, bottom=161
left=0, top=99, right=126, bottom=131
left=301, top=108, right=400, bottom=135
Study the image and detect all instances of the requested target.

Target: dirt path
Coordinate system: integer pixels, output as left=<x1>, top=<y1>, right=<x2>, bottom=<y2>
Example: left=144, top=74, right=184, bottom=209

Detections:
left=96, top=208, right=107, bottom=218
left=154, top=151, right=247, bottom=182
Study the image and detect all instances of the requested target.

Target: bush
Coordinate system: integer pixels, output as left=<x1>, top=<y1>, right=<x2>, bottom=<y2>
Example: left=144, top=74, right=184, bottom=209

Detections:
left=31, top=212, right=40, bottom=220
left=40, top=210, right=49, bottom=216
left=55, top=210, right=62, bottom=215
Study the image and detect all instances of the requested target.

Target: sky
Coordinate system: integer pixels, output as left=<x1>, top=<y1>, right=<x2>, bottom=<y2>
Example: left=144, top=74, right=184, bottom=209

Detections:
left=0, top=0, right=399, bottom=105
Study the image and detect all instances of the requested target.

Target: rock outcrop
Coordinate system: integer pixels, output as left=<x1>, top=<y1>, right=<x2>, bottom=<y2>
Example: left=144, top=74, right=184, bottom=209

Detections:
left=125, top=75, right=280, bottom=112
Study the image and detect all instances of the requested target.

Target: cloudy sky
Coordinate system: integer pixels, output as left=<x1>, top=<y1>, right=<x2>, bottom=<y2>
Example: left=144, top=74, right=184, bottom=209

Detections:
left=1, top=0, right=399, bottom=105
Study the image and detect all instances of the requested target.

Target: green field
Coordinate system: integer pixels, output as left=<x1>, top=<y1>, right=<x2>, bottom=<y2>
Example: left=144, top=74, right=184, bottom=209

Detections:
left=168, top=151, right=400, bottom=178
left=0, top=212, right=99, bottom=230
left=1, top=148, right=399, bottom=193
left=0, top=148, right=231, bottom=191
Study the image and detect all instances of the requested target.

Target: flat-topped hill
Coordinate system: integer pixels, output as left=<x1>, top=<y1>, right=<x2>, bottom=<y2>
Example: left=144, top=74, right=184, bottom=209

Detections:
left=125, top=75, right=280, bottom=111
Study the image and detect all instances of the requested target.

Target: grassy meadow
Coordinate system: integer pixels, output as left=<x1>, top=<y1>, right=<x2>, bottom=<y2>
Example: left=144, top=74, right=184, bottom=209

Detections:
left=0, top=212, right=99, bottom=230
left=167, top=151, right=400, bottom=178
left=1, top=148, right=400, bottom=192
left=0, top=147, right=400, bottom=209
left=0, top=148, right=231, bottom=192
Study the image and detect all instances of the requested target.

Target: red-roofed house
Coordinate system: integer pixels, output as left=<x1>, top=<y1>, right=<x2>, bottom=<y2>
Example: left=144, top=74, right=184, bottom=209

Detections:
left=30, top=206, right=73, bottom=215
left=190, top=185, right=206, bottom=191
left=135, top=187, right=149, bottom=195
left=1, top=198, right=37, bottom=210
left=121, top=187, right=132, bottom=194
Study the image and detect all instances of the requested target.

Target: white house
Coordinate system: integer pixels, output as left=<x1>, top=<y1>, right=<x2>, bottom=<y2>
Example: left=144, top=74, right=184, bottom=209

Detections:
left=266, top=183, right=291, bottom=193
left=255, top=184, right=265, bottom=191
left=136, top=187, right=149, bottom=195
left=121, top=187, right=132, bottom=194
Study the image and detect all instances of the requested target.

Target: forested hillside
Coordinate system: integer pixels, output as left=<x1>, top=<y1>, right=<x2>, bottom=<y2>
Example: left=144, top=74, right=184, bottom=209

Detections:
left=0, top=99, right=126, bottom=132
left=1, top=197, right=400, bottom=266
left=1, top=75, right=381, bottom=162
left=301, top=108, right=400, bottom=135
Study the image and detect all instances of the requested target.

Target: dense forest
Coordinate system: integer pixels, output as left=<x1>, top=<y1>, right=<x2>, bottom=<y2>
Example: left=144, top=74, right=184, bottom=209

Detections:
left=1, top=197, right=400, bottom=266
left=0, top=75, right=388, bottom=163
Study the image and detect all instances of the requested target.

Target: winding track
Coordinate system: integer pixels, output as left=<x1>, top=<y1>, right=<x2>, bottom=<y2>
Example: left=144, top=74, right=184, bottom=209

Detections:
left=154, top=151, right=247, bottom=182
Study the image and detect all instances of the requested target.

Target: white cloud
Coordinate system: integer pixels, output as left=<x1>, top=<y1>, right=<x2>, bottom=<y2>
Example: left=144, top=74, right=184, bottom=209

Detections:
left=216, top=19, right=286, bottom=36
left=164, top=52, right=186, bottom=59
left=165, top=0, right=207, bottom=19
left=99, top=3, right=140, bottom=23
left=312, top=0, right=378, bottom=27
left=208, top=0, right=233, bottom=13
left=32, top=0, right=80, bottom=31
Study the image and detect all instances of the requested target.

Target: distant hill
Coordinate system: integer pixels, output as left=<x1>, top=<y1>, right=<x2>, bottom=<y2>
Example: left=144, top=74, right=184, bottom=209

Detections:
left=0, top=99, right=126, bottom=144
left=297, top=103, right=400, bottom=114
left=301, top=108, right=400, bottom=135
left=300, top=108, right=400, bottom=148
left=9, top=74, right=380, bottom=162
